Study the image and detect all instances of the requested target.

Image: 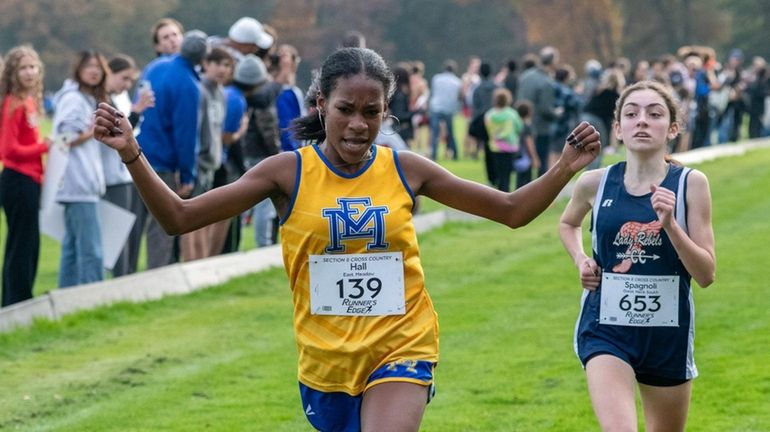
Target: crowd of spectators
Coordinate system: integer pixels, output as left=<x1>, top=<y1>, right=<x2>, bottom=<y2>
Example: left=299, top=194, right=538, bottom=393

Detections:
left=417, top=44, right=770, bottom=192
left=1, top=18, right=768, bottom=307
left=0, top=16, right=303, bottom=306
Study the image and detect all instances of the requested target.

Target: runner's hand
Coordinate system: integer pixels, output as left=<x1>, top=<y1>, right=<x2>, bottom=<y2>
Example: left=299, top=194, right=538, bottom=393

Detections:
left=559, top=121, right=601, bottom=174
left=650, top=184, right=676, bottom=229
left=94, top=102, right=134, bottom=152
left=579, top=257, right=602, bottom=291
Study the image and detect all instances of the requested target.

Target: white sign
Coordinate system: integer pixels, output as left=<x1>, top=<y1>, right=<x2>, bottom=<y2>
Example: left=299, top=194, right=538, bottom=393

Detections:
left=39, top=200, right=135, bottom=271
left=40, top=134, right=70, bottom=211
left=39, top=134, right=135, bottom=271
left=600, top=273, right=680, bottom=327
left=308, top=252, right=405, bottom=316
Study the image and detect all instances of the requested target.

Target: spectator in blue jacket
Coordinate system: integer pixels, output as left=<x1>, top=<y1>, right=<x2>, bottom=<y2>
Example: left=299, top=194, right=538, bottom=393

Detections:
left=135, top=30, right=207, bottom=269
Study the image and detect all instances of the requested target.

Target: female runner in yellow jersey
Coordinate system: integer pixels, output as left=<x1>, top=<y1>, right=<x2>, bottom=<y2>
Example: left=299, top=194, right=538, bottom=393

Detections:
left=94, top=47, right=600, bottom=432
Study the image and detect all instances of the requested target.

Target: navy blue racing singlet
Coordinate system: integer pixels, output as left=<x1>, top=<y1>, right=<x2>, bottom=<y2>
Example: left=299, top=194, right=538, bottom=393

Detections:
left=574, top=162, right=697, bottom=381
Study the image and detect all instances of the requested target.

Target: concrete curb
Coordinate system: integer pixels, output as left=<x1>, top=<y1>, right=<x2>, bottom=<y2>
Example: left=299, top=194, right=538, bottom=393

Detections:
left=2, top=139, right=768, bottom=333
left=0, top=297, right=55, bottom=332
left=672, top=139, right=770, bottom=165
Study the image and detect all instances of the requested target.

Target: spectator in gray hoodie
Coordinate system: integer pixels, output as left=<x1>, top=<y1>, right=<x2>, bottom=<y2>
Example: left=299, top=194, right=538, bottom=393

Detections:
left=53, top=50, right=109, bottom=287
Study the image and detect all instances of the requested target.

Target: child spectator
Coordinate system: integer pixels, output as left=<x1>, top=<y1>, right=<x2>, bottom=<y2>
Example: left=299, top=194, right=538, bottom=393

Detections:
left=484, top=88, right=522, bottom=192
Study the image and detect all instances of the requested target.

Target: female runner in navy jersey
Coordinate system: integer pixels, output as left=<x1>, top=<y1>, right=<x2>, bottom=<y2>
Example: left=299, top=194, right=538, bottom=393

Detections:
left=560, top=80, right=716, bottom=432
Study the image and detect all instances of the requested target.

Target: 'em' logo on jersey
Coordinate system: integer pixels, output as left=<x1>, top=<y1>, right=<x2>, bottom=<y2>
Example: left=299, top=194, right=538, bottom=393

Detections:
left=322, top=197, right=389, bottom=253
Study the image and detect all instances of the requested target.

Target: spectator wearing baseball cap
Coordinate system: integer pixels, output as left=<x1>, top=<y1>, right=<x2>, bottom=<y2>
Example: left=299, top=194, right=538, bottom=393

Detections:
left=207, top=17, right=276, bottom=66
left=228, top=17, right=274, bottom=55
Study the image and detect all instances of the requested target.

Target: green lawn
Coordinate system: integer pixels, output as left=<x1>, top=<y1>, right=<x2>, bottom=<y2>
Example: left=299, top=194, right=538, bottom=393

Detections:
left=1, top=147, right=769, bottom=430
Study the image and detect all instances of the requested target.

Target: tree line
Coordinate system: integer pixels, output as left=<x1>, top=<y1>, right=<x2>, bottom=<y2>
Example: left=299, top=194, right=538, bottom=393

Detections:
left=0, top=0, right=767, bottom=91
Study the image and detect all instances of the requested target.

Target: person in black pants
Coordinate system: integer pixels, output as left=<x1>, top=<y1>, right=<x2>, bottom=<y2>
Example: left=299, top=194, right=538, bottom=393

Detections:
left=0, top=45, right=48, bottom=307
left=1, top=171, right=42, bottom=306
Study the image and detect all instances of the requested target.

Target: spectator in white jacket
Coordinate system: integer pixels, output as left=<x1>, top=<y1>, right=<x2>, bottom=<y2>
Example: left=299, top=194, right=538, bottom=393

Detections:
left=53, top=50, right=109, bottom=287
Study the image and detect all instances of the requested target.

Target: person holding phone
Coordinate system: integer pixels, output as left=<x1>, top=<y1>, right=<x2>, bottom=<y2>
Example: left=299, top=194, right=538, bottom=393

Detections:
left=101, top=54, right=154, bottom=277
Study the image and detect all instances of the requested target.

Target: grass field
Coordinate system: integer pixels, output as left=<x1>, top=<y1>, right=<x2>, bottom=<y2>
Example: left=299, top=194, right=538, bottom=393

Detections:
left=1, top=146, right=769, bottom=431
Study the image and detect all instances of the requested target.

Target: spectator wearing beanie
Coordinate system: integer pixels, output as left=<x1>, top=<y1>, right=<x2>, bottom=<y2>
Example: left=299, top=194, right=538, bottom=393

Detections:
left=134, top=30, right=208, bottom=269
left=234, top=54, right=268, bottom=87
left=222, top=54, right=269, bottom=181
left=238, top=54, right=283, bottom=249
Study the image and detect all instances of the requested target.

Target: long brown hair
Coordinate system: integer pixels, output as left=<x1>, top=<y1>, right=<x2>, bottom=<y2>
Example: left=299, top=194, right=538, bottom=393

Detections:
left=72, top=50, right=110, bottom=104
left=613, top=80, right=682, bottom=164
left=0, top=45, right=44, bottom=114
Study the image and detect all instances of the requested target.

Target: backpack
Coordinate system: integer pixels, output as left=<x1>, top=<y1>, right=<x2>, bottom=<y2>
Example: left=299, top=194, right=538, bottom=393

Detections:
left=241, top=81, right=282, bottom=160
left=468, top=113, right=488, bottom=141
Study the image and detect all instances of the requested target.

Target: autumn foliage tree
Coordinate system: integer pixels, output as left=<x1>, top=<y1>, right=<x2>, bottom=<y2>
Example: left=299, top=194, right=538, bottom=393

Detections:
left=0, top=0, right=767, bottom=92
left=517, top=0, right=622, bottom=67
left=0, top=0, right=181, bottom=89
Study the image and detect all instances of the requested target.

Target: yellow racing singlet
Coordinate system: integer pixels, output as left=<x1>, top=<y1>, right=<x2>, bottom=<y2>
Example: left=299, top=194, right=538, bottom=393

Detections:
left=280, top=144, right=439, bottom=395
